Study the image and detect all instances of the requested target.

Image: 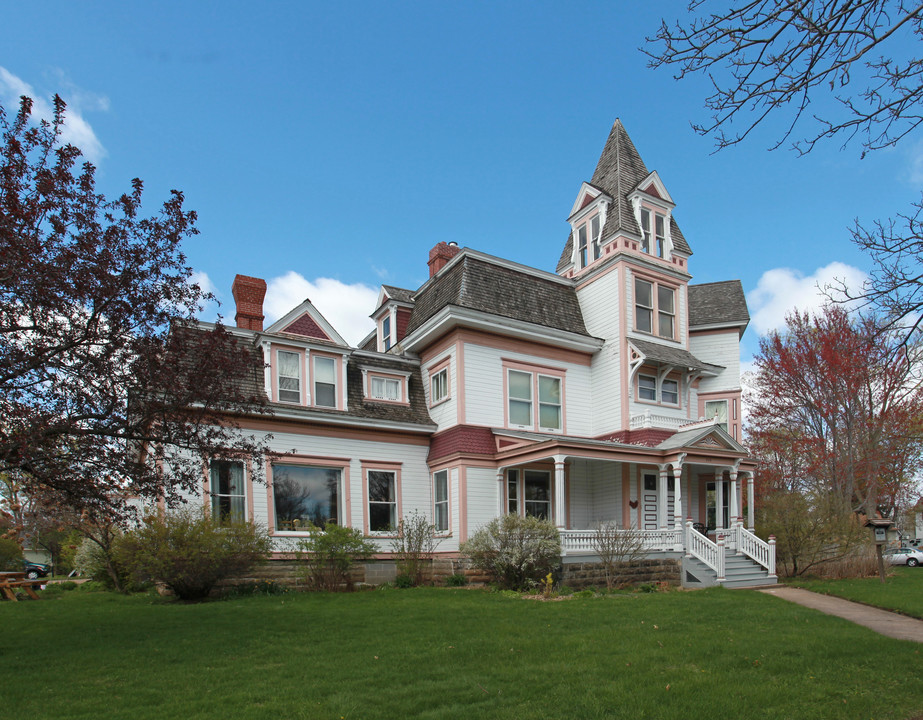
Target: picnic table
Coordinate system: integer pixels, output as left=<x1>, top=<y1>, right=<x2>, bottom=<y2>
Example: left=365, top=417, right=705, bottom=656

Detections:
left=0, top=571, right=44, bottom=601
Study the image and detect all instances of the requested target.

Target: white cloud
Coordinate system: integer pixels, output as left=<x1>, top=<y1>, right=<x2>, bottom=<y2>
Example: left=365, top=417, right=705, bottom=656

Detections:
left=746, top=262, right=868, bottom=335
left=264, top=271, right=378, bottom=346
left=189, top=270, right=218, bottom=297
left=0, top=67, right=107, bottom=164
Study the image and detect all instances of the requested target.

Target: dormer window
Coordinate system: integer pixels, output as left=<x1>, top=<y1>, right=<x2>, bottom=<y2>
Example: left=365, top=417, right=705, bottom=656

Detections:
left=640, top=209, right=667, bottom=258
left=314, top=355, right=337, bottom=407
left=382, top=315, right=392, bottom=350
left=277, top=350, right=302, bottom=403
left=371, top=375, right=401, bottom=401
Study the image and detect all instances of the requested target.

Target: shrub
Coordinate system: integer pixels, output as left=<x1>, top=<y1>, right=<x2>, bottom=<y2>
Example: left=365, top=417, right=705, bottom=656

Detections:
left=73, top=536, right=128, bottom=589
left=445, top=573, right=468, bottom=587
left=390, top=510, right=441, bottom=586
left=223, top=580, right=288, bottom=598
left=118, top=507, right=271, bottom=601
left=0, top=537, right=23, bottom=571
left=394, top=573, right=414, bottom=588
left=460, top=515, right=561, bottom=590
left=591, top=521, right=647, bottom=589
left=295, top=523, right=377, bottom=592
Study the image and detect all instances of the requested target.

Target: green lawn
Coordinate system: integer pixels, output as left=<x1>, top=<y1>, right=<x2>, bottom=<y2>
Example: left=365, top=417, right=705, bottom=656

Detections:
left=787, top=566, right=923, bottom=619
left=2, top=587, right=922, bottom=720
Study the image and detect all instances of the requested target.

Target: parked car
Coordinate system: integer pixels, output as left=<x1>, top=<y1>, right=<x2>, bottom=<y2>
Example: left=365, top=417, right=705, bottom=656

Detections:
left=883, top=547, right=923, bottom=567
left=23, top=561, right=51, bottom=579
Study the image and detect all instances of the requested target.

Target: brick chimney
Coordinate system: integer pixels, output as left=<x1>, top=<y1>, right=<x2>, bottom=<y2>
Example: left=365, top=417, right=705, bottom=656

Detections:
left=231, top=274, right=267, bottom=331
left=428, top=241, right=461, bottom=277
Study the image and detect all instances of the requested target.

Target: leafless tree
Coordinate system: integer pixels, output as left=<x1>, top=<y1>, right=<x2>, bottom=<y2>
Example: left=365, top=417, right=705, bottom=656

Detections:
left=591, top=522, right=647, bottom=589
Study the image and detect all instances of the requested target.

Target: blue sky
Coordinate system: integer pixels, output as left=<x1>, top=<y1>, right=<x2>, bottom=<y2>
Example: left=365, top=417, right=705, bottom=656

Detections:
left=4, top=2, right=920, bottom=364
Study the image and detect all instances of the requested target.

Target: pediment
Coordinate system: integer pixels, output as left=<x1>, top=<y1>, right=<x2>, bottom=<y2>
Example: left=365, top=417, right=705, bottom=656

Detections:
left=281, top=312, right=331, bottom=341
left=265, top=299, right=347, bottom=346
left=568, top=182, right=612, bottom=220
left=630, top=171, right=674, bottom=208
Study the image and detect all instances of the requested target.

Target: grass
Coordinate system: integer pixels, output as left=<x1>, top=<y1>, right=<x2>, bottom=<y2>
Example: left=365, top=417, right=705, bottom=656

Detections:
left=787, top=566, right=923, bottom=619
left=2, top=586, right=922, bottom=720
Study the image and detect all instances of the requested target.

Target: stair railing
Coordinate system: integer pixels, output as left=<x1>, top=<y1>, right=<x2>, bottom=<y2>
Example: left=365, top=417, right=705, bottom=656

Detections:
left=734, top=522, right=776, bottom=573
left=685, top=520, right=725, bottom=581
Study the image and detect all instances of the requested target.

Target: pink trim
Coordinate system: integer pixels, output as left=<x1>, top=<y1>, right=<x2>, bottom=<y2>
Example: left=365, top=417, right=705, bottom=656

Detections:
left=235, top=416, right=431, bottom=446
left=310, top=350, right=343, bottom=410
left=361, top=461, right=403, bottom=537
left=431, top=467, right=452, bottom=538
left=619, top=263, right=630, bottom=430
left=502, top=360, right=566, bottom=434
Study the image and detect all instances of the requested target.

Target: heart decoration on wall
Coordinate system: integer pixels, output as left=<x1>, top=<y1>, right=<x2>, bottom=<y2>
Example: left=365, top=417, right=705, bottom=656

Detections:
left=629, top=500, right=638, bottom=509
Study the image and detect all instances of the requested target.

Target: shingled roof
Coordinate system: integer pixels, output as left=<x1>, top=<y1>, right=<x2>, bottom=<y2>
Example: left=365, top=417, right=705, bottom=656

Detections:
left=687, top=280, right=750, bottom=329
left=557, top=120, right=692, bottom=272
left=405, top=253, right=590, bottom=338
left=381, top=285, right=415, bottom=304
left=629, top=337, right=723, bottom=373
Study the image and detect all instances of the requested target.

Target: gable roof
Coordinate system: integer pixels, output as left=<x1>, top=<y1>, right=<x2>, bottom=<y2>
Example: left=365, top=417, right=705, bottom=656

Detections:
left=629, top=337, right=723, bottom=373
left=557, top=119, right=692, bottom=272
left=265, top=298, right=349, bottom=346
left=688, top=280, right=750, bottom=329
left=405, top=253, right=590, bottom=338
left=381, top=285, right=415, bottom=304
left=656, top=423, right=747, bottom=453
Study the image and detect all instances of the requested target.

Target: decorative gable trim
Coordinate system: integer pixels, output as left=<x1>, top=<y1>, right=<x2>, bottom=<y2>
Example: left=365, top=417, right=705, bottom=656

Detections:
left=632, top=171, right=674, bottom=207
left=568, top=182, right=612, bottom=222
left=282, top=312, right=332, bottom=341
left=265, top=299, right=348, bottom=346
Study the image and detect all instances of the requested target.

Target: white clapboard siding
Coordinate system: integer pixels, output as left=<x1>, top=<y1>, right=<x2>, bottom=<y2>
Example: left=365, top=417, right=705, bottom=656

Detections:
left=691, top=330, right=741, bottom=394
left=576, top=268, right=623, bottom=434
left=422, top=346, right=458, bottom=430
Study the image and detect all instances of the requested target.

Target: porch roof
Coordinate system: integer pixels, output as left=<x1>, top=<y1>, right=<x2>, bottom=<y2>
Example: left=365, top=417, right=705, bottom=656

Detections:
left=656, top=423, right=747, bottom=453
left=629, top=337, right=722, bottom=374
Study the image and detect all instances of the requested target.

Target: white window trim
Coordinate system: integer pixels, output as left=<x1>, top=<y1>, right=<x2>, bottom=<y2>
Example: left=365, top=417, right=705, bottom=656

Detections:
left=433, top=469, right=450, bottom=535
left=276, top=348, right=303, bottom=404
left=430, top=366, right=449, bottom=406
left=313, top=354, right=339, bottom=409
left=633, top=276, right=677, bottom=341
left=209, top=460, right=247, bottom=523
left=505, top=365, right=564, bottom=433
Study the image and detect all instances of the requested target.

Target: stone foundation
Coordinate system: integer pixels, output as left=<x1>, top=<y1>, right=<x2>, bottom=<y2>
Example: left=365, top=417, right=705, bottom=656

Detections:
left=559, top=557, right=681, bottom=589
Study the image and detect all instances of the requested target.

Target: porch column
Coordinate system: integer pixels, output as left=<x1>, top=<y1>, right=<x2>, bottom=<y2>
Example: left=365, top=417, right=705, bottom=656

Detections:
left=715, top=470, right=725, bottom=533
left=672, top=462, right=684, bottom=552
left=729, top=469, right=738, bottom=526
left=553, top=455, right=566, bottom=528
left=496, top=467, right=505, bottom=517
left=672, top=464, right=683, bottom=531
left=658, top=464, right=669, bottom=529
left=746, top=471, right=755, bottom=531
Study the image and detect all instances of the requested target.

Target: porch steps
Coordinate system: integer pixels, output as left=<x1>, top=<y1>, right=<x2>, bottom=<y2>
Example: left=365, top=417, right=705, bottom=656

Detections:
left=683, top=549, right=777, bottom=589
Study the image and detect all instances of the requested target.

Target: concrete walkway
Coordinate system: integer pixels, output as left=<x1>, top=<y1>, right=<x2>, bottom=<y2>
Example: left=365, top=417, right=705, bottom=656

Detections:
left=758, top=586, right=923, bottom=643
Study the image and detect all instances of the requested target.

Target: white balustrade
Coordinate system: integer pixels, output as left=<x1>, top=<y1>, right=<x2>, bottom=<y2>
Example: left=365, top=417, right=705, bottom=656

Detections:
left=684, top=520, right=724, bottom=578
left=735, top=524, right=776, bottom=573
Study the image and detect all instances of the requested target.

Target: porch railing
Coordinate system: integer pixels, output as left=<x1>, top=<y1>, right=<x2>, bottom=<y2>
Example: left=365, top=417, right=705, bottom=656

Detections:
left=734, top=524, right=776, bottom=573
left=684, top=521, right=724, bottom=580
left=559, top=528, right=680, bottom=554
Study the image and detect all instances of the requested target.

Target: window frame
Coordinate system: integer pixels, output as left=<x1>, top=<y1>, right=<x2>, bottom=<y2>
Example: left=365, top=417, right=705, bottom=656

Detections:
left=313, top=354, right=338, bottom=409
left=636, top=370, right=682, bottom=407
left=276, top=348, right=303, bottom=404
left=433, top=469, right=450, bottom=534
left=506, top=468, right=552, bottom=520
left=633, top=276, right=677, bottom=340
left=705, top=399, right=729, bottom=432
left=381, top=314, right=392, bottom=351
left=365, top=466, right=400, bottom=534
left=430, top=363, right=449, bottom=406
left=270, top=462, right=344, bottom=533
left=504, top=364, right=565, bottom=433
left=635, top=278, right=653, bottom=334
left=661, top=378, right=679, bottom=405
left=577, top=224, right=588, bottom=268
left=523, top=470, right=552, bottom=520
left=208, top=459, right=247, bottom=523
left=507, top=468, right=519, bottom=515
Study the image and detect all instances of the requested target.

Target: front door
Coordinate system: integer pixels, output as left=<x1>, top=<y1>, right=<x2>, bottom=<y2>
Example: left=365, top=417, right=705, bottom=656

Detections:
left=641, top=472, right=674, bottom=530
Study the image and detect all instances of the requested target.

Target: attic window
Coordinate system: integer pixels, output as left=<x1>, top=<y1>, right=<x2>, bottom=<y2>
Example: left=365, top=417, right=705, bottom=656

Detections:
left=382, top=315, right=392, bottom=351
left=575, top=214, right=602, bottom=269
left=640, top=209, right=666, bottom=259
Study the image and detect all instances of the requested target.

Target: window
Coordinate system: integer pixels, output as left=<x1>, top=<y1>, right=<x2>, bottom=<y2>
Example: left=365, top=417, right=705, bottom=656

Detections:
left=507, top=469, right=519, bottom=514
left=635, top=279, right=653, bottom=333
left=371, top=375, right=401, bottom=401
left=272, top=464, right=340, bottom=531
left=382, top=315, right=392, bottom=351
left=658, top=286, right=674, bottom=339
left=507, top=368, right=563, bottom=431
left=640, top=209, right=651, bottom=253
left=433, top=470, right=449, bottom=532
left=431, top=367, right=448, bottom=404
left=577, top=224, right=588, bottom=268
left=655, top=214, right=666, bottom=258
left=277, top=350, right=301, bottom=403
left=638, top=374, right=657, bottom=401
left=638, top=373, right=681, bottom=406
left=591, top=215, right=601, bottom=260
left=635, top=278, right=675, bottom=339
left=706, top=480, right=730, bottom=529
left=662, top=378, right=679, bottom=405
left=508, top=370, right=533, bottom=427
left=705, top=400, right=729, bottom=432
left=368, top=470, right=397, bottom=532
left=640, top=208, right=667, bottom=257
left=210, top=460, right=245, bottom=522
left=314, top=355, right=337, bottom=408
left=524, top=470, right=551, bottom=520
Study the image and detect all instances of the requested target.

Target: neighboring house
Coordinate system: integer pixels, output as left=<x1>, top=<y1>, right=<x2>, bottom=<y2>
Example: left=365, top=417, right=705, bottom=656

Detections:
left=196, top=120, right=775, bottom=587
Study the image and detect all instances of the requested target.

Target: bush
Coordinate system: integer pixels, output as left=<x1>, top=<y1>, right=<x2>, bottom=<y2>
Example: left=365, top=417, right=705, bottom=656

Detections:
left=390, top=510, right=441, bottom=586
left=73, top=537, right=120, bottom=587
left=0, top=537, right=23, bottom=571
left=460, top=515, right=561, bottom=590
left=118, top=507, right=271, bottom=601
left=295, top=523, right=377, bottom=592
left=394, top=573, right=414, bottom=588
left=591, top=522, right=647, bottom=589
left=445, top=573, right=468, bottom=587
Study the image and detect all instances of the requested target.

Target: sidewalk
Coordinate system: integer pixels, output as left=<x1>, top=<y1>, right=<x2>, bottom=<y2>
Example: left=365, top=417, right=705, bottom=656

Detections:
left=758, top=586, right=923, bottom=643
